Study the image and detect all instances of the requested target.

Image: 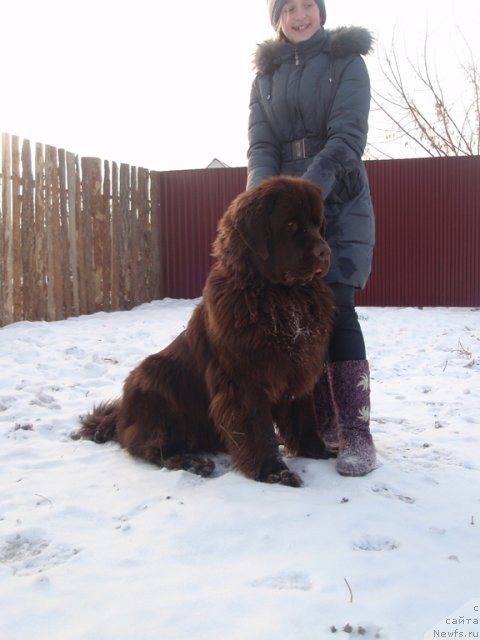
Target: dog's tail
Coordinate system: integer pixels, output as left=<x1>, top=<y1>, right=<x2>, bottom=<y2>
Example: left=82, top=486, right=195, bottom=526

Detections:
left=72, top=400, right=120, bottom=444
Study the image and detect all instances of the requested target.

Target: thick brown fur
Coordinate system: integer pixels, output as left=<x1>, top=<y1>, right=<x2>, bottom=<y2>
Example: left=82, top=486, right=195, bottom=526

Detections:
left=73, top=176, right=335, bottom=487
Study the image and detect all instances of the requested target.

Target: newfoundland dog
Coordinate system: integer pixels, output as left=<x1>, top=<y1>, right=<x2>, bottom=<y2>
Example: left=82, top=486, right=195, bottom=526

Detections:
left=73, top=176, right=335, bottom=487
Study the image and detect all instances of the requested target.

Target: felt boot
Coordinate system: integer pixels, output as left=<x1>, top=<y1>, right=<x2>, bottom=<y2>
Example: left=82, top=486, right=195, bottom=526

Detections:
left=313, top=365, right=339, bottom=453
left=329, top=360, right=376, bottom=476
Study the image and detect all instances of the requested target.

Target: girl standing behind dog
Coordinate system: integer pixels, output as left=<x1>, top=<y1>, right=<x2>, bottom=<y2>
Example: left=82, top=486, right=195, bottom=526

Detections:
left=247, top=0, right=376, bottom=475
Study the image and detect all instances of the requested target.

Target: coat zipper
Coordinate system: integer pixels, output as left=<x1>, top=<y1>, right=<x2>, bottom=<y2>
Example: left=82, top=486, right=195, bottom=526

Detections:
left=293, top=47, right=307, bottom=133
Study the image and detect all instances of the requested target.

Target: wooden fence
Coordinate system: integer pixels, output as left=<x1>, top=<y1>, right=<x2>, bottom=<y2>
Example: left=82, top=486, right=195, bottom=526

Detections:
left=0, top=133, right=161, bottom=326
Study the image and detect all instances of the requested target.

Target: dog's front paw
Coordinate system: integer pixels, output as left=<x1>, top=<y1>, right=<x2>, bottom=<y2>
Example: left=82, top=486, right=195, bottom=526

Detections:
left=265, top=468, right=302, bottom=487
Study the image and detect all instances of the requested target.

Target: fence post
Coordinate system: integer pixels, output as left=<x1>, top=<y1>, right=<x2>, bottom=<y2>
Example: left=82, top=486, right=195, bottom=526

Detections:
left=21, top=139, right=35, bottom=321
left=80, top=158, right=101, bottom=313
left=34, top=143, right=47, bottom=320
left=111, top=161, right=120, bottom=310
left=119, top=163, right=131, bottom=309
left=11, top=136, right=22, bottom=322
left=1, top=133, right=14, bottom=326
left=45, top=145, right=64, bottom=320
left=102, top=160, right=112, bottom=311
left=150, top=170, right=162, bottom=299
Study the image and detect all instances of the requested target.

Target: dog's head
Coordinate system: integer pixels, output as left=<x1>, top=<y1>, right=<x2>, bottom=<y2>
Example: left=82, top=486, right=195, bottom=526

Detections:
left=214, top=176, right=330, bottom=286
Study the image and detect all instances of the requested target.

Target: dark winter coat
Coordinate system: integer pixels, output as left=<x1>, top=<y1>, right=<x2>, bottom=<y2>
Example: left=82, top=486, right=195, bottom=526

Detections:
left=247, top=26, right=375, bottom=289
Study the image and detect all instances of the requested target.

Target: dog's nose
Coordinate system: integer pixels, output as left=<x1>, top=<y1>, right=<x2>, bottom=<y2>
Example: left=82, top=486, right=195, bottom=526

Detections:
left=313, top=240, right=331, bottom=277
left=314, top=240, right=331, bottom=261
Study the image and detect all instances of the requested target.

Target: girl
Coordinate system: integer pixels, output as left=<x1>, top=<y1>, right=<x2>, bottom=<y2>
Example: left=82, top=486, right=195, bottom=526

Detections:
left=247, top=0, right=376, bottom=475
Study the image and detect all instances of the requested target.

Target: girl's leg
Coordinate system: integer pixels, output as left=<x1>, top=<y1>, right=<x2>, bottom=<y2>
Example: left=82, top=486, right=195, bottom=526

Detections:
left=327, top=283, right=366, bottom=362
left=315, top=283, right=376, bottom=476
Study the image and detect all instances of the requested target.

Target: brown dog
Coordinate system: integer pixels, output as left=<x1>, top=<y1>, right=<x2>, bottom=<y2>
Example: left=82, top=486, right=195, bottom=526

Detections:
left=73, top=176, right=335, bottom=487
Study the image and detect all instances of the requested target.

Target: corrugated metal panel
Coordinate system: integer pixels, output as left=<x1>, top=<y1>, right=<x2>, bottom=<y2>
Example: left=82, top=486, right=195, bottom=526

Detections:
left=357, top=156, right=480, bottom=307
left=156, top=168, right=246, bottom=299
left=154, top=158, right=480, bottom=306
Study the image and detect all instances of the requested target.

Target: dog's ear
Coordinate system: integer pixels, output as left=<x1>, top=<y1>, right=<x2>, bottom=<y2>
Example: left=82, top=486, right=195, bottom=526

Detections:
left=233, top=191, right=278, bottom=261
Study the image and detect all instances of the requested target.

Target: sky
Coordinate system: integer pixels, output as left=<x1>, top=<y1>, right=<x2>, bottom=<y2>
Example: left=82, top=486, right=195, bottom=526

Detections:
left=2, top=0, right=480, bottom=171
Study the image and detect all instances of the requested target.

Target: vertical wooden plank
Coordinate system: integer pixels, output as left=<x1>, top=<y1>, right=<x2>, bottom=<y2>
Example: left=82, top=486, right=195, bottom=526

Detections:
left=46, top=145, right=64, bottom=320
left=137, top=167, right=150, bottom=301
left=44, top=145, right=55, bottom=320
left=80, top=157, right=98, bottom=314
left=110, top=161, right=120, bottom=310
left=79, top=157, right=90, bottom=313
left=0, top=133, right=13, bottom=326
left=89, top=158, right=103, bottom=312
left=11, top=136, right=22, bottom=321
left=0, top=135, right=4, bottom=325
left=149, top=170, right=162, bottom=300
left=91, top=158, right=103, bottom=312
left=137, top=167, right=146, bottom=299
left=0, top=137, right=2, bottom=325
left=75, top=155, right=88, bottom=315
left=21, top=139, right=36, bottom=321
left=34, top=143, right=47, bottom=320
left=0, top=136, right=3, bottom=326
left=58, top=148, right=73, bottom=317
left=129, top=166, right=139, bottom=307
left=102, top=160, right=112, bottom=311
left=66, top=152, right=79, bottom=316
left=119, top=163, right=131, bottom=309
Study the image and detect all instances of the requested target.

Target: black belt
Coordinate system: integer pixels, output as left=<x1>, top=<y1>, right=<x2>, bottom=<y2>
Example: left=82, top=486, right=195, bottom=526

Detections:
left=281, top=137, right=325, bottom=161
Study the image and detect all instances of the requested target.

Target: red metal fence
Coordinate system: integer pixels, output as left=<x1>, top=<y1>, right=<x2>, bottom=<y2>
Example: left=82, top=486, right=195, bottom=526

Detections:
left=155, top=156, right=480, bottom=307
left=357, top=156, right=480, bottom=307
left=156, top=168, right=247, bottom=300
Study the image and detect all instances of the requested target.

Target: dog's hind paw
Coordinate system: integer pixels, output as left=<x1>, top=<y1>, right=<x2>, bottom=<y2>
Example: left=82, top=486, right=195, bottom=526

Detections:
left=265, top=469, right=302, bottom=488
left=162, top=454, right=215, bottom=478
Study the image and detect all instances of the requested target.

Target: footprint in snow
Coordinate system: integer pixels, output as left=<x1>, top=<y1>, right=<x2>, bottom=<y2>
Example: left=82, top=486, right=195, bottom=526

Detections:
left=352, top=534, right=400, bottom=552
left=370, top=483, right=416, bottom=504
left=29, top=391, right=60, bottom=409
left=250, top=571, right=312, bottom=591
left=0, top=531, right=80, bottom=576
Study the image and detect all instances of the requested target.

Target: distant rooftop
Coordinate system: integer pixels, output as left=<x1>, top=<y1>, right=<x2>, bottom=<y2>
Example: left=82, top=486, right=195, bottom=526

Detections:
left=206, top=158, right=230, bottom=169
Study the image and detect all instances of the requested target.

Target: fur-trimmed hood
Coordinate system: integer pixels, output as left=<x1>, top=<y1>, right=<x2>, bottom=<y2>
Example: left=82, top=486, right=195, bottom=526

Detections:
left=254, top=26, right=374, bottom=75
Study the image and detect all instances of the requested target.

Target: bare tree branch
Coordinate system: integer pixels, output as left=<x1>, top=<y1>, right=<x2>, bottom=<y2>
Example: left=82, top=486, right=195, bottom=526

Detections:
left=372, top=26, right=480, bottom=157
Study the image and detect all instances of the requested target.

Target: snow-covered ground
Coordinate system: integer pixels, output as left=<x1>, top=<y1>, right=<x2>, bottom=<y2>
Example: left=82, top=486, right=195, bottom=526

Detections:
left=0, top=300, right=479, bottom=640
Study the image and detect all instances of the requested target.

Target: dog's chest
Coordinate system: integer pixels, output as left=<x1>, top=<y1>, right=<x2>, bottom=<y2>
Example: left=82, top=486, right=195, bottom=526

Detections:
left=261, top=295, right=325, bottom=358
left=269, top=305, right=312, bottom=345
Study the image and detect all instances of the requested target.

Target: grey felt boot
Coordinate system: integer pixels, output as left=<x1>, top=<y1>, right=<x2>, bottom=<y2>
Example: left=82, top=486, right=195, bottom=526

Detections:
left=329, top=360, right=376, bottom=476
left=313, top=365, right=339, bottom=453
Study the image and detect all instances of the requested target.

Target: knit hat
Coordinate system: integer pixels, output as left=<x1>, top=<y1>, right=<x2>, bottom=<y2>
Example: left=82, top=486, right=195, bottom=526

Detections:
left=267, top=0, right=327, bottom=30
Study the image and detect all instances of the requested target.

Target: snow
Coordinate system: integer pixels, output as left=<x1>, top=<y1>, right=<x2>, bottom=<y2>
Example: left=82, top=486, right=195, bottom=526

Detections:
left=0, top=299, right=479, bottom=640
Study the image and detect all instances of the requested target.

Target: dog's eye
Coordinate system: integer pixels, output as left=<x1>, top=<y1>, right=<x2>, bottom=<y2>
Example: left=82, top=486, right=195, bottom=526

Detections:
left=312, top=219, right=326, bottom=236
left=285, top=221, right=299, bottom=233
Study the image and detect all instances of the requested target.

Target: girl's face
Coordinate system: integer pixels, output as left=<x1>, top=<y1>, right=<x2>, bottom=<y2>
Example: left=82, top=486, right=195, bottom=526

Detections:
left=279, top=0, right=321, bottom=44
